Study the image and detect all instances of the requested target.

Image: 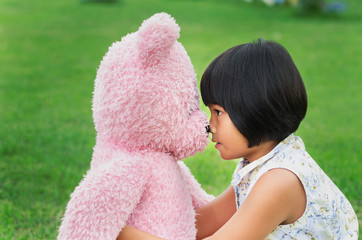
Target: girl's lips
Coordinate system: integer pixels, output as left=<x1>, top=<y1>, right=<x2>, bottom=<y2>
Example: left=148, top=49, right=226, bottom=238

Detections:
left=212, top=139, right=221, bottom=149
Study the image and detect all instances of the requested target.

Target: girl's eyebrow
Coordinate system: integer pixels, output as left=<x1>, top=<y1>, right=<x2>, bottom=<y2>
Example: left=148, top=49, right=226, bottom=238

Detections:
left=213, top=105, right=224, bottom=111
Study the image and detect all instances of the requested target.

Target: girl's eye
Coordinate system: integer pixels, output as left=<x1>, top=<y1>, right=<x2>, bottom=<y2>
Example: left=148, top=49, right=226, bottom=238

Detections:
left=215, top=109, right=222, bottom=116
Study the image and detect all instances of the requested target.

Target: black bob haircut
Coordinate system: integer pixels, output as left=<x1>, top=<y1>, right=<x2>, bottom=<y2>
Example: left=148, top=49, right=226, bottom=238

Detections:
left=201, top=39, right=307, bottom=147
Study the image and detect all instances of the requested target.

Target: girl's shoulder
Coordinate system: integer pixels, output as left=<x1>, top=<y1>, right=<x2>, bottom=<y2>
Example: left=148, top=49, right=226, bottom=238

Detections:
left=249, top=137, right=359, bottom=239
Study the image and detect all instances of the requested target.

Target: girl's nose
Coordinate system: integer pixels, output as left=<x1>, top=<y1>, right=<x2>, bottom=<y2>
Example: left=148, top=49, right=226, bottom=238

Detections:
left=208, top=115, right=216, bottom=134
left=208, top=123, right=216, bottom=134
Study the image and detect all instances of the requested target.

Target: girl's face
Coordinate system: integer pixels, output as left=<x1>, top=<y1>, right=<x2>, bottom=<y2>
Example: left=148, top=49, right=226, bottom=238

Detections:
left=208, top=104, right=276, bottom=162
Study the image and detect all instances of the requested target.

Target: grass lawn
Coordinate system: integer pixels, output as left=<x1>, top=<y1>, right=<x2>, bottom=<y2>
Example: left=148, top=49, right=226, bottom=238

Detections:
left=0, top=0, right=361, bottom=238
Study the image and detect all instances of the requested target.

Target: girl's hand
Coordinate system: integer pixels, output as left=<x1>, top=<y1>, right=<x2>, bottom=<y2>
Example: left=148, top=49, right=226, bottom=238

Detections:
left=117, top=226, right=165, bottom=240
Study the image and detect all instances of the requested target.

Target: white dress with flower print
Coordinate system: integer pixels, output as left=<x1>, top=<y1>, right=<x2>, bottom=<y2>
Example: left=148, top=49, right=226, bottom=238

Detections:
left=231, top=134, right=359, bottom=239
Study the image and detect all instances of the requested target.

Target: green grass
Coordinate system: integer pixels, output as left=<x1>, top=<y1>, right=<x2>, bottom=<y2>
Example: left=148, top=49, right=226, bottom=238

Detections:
left=0, top=0, right=361, bottom=238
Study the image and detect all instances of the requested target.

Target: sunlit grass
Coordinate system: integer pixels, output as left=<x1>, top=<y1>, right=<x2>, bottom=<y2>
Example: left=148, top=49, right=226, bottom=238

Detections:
left=0, top=0, right=361, bottom=238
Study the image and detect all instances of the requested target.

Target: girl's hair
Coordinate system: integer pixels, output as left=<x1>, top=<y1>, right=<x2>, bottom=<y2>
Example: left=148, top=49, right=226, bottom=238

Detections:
left=201, top=39, right=307, bottom=147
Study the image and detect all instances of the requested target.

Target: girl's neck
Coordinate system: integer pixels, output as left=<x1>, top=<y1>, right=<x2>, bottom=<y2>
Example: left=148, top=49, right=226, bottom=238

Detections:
left=245, top=140, right=279, bottom=163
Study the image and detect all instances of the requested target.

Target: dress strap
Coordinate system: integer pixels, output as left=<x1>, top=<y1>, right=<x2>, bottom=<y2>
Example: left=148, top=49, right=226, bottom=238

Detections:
left=231, top=157, right=271, bottom=187
left=238, top=157, right=270, bottom=179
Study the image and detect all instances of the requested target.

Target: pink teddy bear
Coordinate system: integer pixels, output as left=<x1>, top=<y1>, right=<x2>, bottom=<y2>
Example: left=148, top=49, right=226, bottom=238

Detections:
left=58, top=12, right=214, bottom=240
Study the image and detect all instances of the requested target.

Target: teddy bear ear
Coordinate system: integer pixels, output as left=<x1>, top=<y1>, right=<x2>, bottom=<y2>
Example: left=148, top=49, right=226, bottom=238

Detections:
left=137, top=12, right=180, bottom=67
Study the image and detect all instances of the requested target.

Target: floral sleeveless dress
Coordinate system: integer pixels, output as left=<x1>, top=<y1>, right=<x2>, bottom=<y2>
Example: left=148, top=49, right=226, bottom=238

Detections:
left=231, top=134, right=359, bottom=239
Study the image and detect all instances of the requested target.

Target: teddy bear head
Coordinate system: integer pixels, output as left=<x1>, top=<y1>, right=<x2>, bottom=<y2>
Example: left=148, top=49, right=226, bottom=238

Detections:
left=92, top=13, right=209, bottom=160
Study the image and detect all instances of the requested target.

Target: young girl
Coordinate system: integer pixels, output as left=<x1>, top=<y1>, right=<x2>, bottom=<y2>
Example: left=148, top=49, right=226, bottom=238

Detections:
left=117, top=39, right=359, bottom=239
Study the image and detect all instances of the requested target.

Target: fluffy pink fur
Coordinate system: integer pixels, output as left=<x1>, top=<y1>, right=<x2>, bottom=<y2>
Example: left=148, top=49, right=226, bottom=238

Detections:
left=58, top=13, right=213, bottom=240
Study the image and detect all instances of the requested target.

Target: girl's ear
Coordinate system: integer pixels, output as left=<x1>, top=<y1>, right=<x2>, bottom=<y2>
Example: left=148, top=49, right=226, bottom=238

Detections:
left=137, top=12, right=180, bottom=67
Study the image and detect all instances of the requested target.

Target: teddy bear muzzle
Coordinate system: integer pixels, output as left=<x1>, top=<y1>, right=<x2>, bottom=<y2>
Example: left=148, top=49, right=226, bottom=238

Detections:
left=206, top=125, right=210, bottom=134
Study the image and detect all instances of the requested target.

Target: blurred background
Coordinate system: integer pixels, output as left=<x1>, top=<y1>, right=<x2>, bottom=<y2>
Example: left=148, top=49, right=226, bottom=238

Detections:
left=0, top=0, right=361, bottom=238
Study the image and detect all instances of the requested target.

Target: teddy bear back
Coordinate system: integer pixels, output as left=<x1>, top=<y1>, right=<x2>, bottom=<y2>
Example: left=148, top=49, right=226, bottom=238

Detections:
left=92, top=13, right=209, bottom=161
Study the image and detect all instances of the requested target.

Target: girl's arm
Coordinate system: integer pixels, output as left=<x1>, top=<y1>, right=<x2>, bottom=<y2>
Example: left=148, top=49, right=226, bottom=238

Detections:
left=205, top=168, right=306, bottom=240
left=196, top=185, right=236, bottom=239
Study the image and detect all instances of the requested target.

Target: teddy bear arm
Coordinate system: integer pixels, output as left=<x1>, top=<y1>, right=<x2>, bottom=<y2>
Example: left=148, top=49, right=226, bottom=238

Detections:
left=177, top=161, right=215, bottom=209
left=58, top=160, right=149, bottom=240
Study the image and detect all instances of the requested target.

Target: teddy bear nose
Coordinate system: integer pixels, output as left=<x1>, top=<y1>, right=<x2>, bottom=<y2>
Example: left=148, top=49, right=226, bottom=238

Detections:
left=206, top=125, right=210, bottom=133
